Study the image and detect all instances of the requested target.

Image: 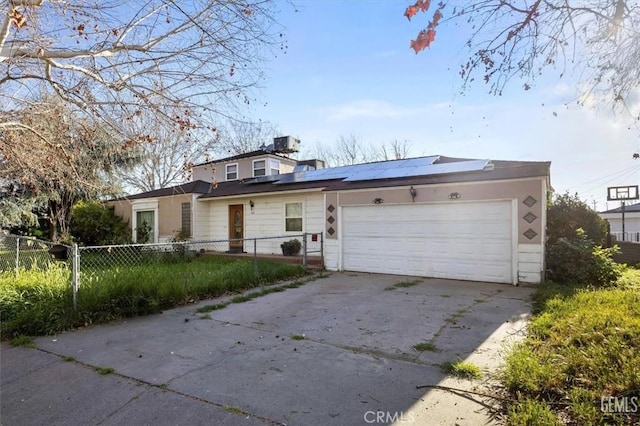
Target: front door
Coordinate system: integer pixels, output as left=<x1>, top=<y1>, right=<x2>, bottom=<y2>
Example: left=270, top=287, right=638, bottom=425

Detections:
left=228, top=204, right=244, bottom=253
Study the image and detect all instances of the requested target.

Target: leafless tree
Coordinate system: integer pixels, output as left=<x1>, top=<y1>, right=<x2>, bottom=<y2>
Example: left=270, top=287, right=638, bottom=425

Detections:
left=120, top=104, right=217, bottom=192
left=406, top=1, right=640, bottom=108
left=316, top=134, right=378, bottom=166
left=1, top=1, right=282, bottom=140
left=308, top=136, right=413, bottom=167
left=213, top=119, right=280, bottom=157
left=380, top=139, right=412, bottom=160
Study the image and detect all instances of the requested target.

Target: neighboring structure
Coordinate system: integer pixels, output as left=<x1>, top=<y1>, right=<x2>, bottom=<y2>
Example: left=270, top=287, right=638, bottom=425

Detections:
left=110, top=137, right=551, bottom=284
left=599, top=202, right=640, bottom=242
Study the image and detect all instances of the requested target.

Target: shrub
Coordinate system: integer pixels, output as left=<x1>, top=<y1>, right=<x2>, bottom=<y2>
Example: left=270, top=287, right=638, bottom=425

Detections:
left=546, top=192, right=608, bottom=245
left=71, top=201, right=131, bottom=245
left=546, top=229, right=623, bottom=286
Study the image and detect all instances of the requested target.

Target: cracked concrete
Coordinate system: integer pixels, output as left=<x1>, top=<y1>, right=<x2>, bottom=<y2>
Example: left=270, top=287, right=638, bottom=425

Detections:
left=1, top=272, right=532, bottom=425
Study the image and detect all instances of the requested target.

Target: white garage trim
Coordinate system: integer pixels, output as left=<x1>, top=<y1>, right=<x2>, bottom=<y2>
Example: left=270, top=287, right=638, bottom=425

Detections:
left=340, top=200, right=515, bottom=284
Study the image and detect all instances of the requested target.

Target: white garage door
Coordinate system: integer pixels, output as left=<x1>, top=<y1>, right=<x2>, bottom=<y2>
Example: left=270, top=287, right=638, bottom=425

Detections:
left=341, top=201, right=513, bottom=283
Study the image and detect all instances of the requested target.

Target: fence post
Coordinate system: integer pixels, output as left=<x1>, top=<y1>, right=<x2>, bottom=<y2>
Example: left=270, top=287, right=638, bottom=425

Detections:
left=253, top=238, right=258, bottom=282
left=302, top=233, right=307, bottom=268
left=72, top=244, right=79, bottom=312
left=15, top=236, right=20, bottom=275
left=320, top=232, right=324, bottom=267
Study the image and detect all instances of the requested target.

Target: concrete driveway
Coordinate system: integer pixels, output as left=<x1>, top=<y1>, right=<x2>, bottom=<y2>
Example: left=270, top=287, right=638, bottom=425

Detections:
left=1, top=272, right=533, bottom=425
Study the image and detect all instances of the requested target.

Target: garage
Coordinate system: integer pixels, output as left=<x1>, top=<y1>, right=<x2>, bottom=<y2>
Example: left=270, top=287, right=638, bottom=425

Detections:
left=341, top=200, right=514, bottom=283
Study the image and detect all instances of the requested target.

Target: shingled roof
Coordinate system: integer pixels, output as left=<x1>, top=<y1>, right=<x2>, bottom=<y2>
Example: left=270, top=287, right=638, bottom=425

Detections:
left=197, top=155, right=550, bottom=200
left=112, top=180, right=213, bottom=201
left=601, top=202, right=640, bottom=214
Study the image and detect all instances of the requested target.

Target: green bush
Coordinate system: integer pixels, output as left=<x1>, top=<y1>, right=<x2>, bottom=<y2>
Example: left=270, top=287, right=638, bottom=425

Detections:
left=546, top=192, right=608, bottom=245
left=71, top=201, right=131, bottom=245
left=546, top=229, right=623, bottom=286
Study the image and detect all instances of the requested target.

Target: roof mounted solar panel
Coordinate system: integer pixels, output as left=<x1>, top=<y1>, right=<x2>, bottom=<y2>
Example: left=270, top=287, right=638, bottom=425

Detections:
left=244, top=175, right=280, bottom=185
left=342, top=159, right=489, bottom=182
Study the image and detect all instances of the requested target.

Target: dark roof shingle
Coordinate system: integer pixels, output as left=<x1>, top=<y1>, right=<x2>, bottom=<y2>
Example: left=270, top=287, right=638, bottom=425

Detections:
left=112, top=180, right=213, bottom=201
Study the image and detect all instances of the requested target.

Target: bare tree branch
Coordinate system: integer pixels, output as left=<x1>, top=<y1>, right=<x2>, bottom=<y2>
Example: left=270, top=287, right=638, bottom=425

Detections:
left=408, top=0, right=640, bottom=108
left=1, top=1, right=283, bottom=133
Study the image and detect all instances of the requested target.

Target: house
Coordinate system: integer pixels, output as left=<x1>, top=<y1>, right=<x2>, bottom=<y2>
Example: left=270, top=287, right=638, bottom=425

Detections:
left=599, top=202, right=640, bottom=242
left=109, top=180, right=212, bottom=244
left=110, top=137, right=551, bottom=284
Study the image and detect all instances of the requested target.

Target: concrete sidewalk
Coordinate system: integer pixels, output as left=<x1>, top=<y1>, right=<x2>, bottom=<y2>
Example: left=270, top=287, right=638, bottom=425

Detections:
left=1, top=272, right=532, bottom=425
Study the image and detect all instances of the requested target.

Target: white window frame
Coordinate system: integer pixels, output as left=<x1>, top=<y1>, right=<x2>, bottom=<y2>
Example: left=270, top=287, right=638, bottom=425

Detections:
left=131, top=200, right=159, bottom=243
left=284, top=201, right=303, bottom=232
left=270, top=158, right=280, bottom=176
left=253, top=159, right=266, bottom=177
left=225, top=163, right=238, bottom=181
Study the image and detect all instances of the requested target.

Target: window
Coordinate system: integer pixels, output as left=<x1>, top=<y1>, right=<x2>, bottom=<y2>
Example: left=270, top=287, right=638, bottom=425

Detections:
left=285, top=202, right=303, bottom=232
left=181, top=202, right=191, bottom=236
left=135, top=210, right=155, bottom=243
left=270, top=159, right=280, bottom=175
left=226, top=163, right=238, bottom=181
left=253, top=159, right=266, bottom=177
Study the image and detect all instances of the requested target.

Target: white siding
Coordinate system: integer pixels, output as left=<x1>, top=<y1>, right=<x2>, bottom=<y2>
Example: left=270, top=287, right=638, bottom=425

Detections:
left=325, top=239, right=340, bottom=271
left=518, top=243, right=543, bottom=284
left=601, top=214, right=640, bottom=234
left=192, top=195, right=210, bottom=240
left=199, top=192, right=324, bottom=255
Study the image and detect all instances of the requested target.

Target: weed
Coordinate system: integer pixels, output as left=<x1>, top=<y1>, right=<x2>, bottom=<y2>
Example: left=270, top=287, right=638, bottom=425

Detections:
left=199, top=313, right=212, bottom=320
left=231, top=294, right=255, bottom=303
left=284, top=280, right=304, bottom=289
left=196, top=302, right=229, bottom=313
left=9, top=335, right=35, bottom=348
left=445, top=309, right=466, bottom=323
left=440, top=360, right=482, bottom=380
left=507, top=399, right=558, bottom=425
left=195, top=278, right=312, bottom=314
left=385, top=279, right=422, bottom=290
left=94, top=366, right=115, bottom=375
left=225, top=406, right=247, bottom=415
left=1, top=256, right=305, bottom=338
left=290, top=334, right=305, bottom=340
left=440, top=294, right=451, bottom=298
left=501, top=269, right=640, bottom=424
left=63, top=356, right=76, bottom=362
left=413, top=342, right=438, bottom=352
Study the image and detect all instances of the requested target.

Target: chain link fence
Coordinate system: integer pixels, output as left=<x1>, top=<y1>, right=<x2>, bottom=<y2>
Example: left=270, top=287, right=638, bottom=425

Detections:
left=0, top=234, right=71, bottom=273
left=2, top=232, right=323, bottom=311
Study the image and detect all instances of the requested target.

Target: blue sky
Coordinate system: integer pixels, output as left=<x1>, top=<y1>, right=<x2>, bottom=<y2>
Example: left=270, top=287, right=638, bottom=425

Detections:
left=244, top=1, right=640, bottom=212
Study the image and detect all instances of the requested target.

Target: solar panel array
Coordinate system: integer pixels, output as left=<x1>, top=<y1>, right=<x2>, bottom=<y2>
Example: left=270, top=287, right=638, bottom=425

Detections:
left=273, top=156, right=490, bottom=185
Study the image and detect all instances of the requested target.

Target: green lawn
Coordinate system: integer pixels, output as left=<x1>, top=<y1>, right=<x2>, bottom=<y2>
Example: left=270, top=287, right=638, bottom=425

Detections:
left=502, top=269, right=640, bottom=425
left=0, top=255, right=305, bottom=338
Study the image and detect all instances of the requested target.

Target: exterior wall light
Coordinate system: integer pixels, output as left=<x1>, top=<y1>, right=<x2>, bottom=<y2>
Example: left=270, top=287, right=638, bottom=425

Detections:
left=373, top=198, right=383, bottom=204
left=249, top=200, right=255, bottom=210
left=448, top=192, right=461, bottom=200
left=409, top=186, right=417, bottom=202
